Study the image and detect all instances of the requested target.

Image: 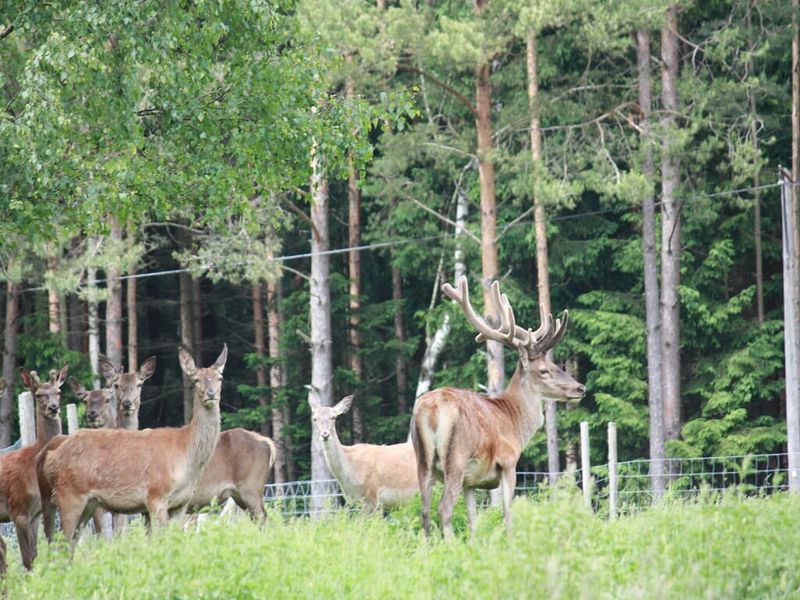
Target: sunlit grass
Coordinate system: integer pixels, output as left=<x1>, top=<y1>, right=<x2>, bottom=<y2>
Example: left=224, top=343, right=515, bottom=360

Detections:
left=5, top=491, right=800, bottom=599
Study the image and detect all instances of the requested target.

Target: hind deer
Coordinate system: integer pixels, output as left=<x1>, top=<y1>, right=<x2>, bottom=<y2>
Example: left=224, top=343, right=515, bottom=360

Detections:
left=411, top=277, right=585, bottom=538
left=0, top=366, right=68, bottom=571
left=308, top=392, right=418, bottom=512
left=37, top=345, right=226, bottom=544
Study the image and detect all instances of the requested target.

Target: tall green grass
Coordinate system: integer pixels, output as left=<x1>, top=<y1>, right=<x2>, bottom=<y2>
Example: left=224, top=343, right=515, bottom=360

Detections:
left=6, top=491, right=800, bottom=599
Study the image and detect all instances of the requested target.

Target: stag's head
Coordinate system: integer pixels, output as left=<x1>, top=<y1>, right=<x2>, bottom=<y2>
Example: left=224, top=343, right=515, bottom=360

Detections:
left=179, top=345, right=227, bottom=408
left=307, top=392, right=352, bottom=442
left=69, top=377, right=115, bottom=428
left=20, top=365, right=68, bottom=420
left=443, top=277, right=585, bottom=402
left=100, top=355, right=156, bottom=418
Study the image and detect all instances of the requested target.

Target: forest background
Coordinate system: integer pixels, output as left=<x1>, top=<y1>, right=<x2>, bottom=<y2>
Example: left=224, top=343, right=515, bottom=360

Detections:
left=0, top=0, right=794, bottom=483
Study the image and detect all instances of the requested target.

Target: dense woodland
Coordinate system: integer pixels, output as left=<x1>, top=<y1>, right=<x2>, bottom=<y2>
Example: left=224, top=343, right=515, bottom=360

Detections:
left=0, top=0, right=795, bottom=482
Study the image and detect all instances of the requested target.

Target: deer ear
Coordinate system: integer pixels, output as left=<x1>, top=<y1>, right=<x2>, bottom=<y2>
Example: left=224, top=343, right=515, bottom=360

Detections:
left=19, top=368, right=34, bottom=391
left=333, top=395, right=354, bottom=416
left=213, top=344, right=228, bottom=374
left=68, top=377, right=88, bottom=399
left=178, top=346, right=197, bottom=376
left=54, top=364, right=69, bottom=388
left=98, top=355, right=121, bottom=383
left=139, top=356, right=157, bottom=381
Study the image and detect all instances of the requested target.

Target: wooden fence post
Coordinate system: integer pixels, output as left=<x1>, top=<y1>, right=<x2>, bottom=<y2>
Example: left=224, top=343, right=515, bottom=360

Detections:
left=580, top=421, right=592, bottom=509
left=66, top=403, right=79, bottom=435
left=608, top=422, right=618, bottom=519
left=18, top=391, right=35, bottom=447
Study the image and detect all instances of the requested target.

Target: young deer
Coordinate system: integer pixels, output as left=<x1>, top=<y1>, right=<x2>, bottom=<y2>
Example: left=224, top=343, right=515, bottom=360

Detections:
left=0, top=366, right=68, bottom=571
left=412, top=277, right=585, bottom=538
left=308, top=392, right=418, bottom=512
left=188, top=428, right=277, bottom=521
left=37, top=346, right=226, bottom=543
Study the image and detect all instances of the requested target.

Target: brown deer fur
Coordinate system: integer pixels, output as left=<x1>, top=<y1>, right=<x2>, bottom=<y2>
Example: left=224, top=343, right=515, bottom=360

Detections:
left=188, top=428, right=276, bottom=521
left=412, top=277, right=585, bottom=538
left=37, top=346, right=226, bottom=543
left=0, top=366, right=67, bottom=571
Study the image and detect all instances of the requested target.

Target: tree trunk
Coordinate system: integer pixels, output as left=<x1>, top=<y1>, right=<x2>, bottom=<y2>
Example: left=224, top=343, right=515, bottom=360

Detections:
left=179, top=271, right=195, bottom=423
left=266, top=270, right=287, bottom=484
left=636, top=29, right=666, bottom=500
left=277, top=278, right=295, bottom=481
left=346, top=68, right=365, bottom=442
left=474, top=0, right=503, bottom=396
left=106, top=220, right=124, bottom=370
left=1, top=279, right=19, bottom=447
left=47, top=254, right=61, bottom=336
left=414, top=178, right=468, bottom=400
left=88, top=238, right=101, bottom=389
left=309, top=139, right=334, bottom=499
left=660, top=5, right=682, bottom=443
left=253, top=282, right=270, bottom=437
left=527, top=27, right=560, bottom=485
left=392, top=264, right=408, bottom=415
left=127, top=271, right=138, bottom=371
left=192, top=277, right=202, bottom=363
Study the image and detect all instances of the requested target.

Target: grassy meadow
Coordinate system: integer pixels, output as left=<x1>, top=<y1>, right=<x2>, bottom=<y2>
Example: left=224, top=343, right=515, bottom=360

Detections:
left=4, top=491, right=799, bottom=599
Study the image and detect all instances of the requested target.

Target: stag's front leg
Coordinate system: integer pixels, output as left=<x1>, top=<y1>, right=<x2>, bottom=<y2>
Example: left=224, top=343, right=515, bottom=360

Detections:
left=464, top=487, right=477, bottom=539
left=500, top=466, right=516, bottom=534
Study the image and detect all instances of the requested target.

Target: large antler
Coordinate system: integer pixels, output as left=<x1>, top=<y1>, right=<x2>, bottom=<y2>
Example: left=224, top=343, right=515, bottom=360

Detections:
left=442, top=276, right=569, bottom=357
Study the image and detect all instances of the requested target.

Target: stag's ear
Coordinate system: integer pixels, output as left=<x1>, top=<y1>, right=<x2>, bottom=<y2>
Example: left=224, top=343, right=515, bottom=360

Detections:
left=19, top=368, right=36, bottom=391
left=333, top=395, right=354, bottom=416
left=139, top=356, right=157, bottom=381
left=212, top=344, right=228, bottom=374
left=54, top=364, right=69, bottom=388
left=178, top=346, right=197, bottom=377
left=68, top=377, right=88, bottom=399
left=99, top=355, right=122, bottom=384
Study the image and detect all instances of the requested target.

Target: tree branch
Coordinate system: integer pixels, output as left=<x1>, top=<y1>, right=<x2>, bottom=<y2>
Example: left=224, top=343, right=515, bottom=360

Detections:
left=397, top=64, right=478, bottom=117
left=0, top=25, right=14, bottom=41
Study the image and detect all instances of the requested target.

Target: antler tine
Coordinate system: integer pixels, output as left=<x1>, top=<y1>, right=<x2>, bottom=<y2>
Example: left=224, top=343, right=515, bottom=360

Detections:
left=527, top=313, right=555, bottom=357
left=444, top=276, right=516, bottom=346
left=549, top=310, right=570, bottom=348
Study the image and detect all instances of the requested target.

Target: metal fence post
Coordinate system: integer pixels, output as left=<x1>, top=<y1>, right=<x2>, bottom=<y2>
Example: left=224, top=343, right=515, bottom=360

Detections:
left=608, top=422, right=618, bottom=519
left=580, top=421, right=592, bottom=509
left=18, top=391, right=35, bottom=447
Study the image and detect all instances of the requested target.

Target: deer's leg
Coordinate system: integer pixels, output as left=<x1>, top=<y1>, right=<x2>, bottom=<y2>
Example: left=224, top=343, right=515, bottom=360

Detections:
left=500, top=466, right=516, bottom=534
left=14, top=515, right=34, bottom=571
left=112, top=512, right=127, bottom=535
left=439, top=465, right=465, bottom=540
left=237, top=492, right=265, bottom=523
left=92, top=507, right=105, bottom=537
left=29, top=514, right=40, bottom=559
left=42, top=495, right=57, bottom=543
left=464, top=487, right=477, bottom=539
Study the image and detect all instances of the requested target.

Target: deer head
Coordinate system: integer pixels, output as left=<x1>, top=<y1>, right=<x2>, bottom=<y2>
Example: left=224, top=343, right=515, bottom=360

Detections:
left=20, top=365, right=68, bottom=420
left=178, top=345, right=227, bottom=408
left=69, top=377, right=116, bottom=428
left=442, top=277, right=585, bottom=401
left=307, top=393, right=353, bottom=442
left=99, top=355, right=156, bottom=418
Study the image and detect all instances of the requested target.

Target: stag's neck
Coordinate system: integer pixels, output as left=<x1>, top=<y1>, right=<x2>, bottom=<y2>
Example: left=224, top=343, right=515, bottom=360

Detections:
left=184, top=396, right=221, bottom=475
left=504, top=365, right=545, bottom=444
left=36, top=413, right=62, bottom=444
left=320, top=427, right=352, bottom=484
left=118, top=413, right=138, bottom=431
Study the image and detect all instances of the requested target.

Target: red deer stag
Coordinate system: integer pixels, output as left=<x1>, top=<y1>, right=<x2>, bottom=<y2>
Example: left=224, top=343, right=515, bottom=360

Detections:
left=37, top=345, right=226, bottom=544
left=308, top=392, right=418, bottom=512
left=0, top=366, right=68, bottom=571
left=412, top=277, right=585, bottom=538
left=188, top=429, right=277, bottom=521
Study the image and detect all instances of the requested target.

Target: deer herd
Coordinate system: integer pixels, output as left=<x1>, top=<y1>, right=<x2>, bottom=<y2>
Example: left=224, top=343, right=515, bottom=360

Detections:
left=0, top=276, right=584, bottom=573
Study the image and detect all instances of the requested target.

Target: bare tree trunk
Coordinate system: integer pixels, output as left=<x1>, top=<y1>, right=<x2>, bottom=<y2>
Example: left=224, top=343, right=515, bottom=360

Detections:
left=88, top=238, right=101, bottom=389
left=527, top=28, right=560, bottom=485
left=192, top=277, right=202, bottom=363
left=106, top=220, right=124, bottom=371
left=414, top=179, right=468, bottom=400
left=346, top=68, right=365, bottom=442
left=392, top=264, right=408, bottom=415
left=277, top=278, right=296, bottom=481
left=636, top=30, right=666, bottom=500
left=475, top=0, right=503, bottom=396
left=267, top=270, right=287, bottom=484
left=127, top=272, right=138, bottom=371
left=660, top=5, right=682, bottom=443
left=47, top=254, right=61, bottom=336
left=1, top=279, right=19, bottom=447
left=253, top=282, right=269, bottom=437
left=179, top=271, right=195, bottom=423
left=309, top=139, right=334, bottom=498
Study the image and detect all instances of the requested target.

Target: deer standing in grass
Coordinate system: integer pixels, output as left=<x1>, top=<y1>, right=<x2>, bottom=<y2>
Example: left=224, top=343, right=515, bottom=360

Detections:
left=0, top=366, right=67, bottom=571
left=308, top=392, right=418, bottom=512
left=37, top=345, right=226, bottom=543
left=412, top=277, right=585, bottom=538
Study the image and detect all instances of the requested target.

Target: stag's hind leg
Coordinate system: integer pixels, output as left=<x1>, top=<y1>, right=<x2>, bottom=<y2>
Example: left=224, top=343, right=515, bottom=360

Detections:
left=464, top=487, right=477, bottom=539
left=412, top=416, right=435, bottom=537
left=14, top=515, right=35, bottom=571
left=439, top=462, right=466, bottom=540
left=500, top=466, right=516, bottom=534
